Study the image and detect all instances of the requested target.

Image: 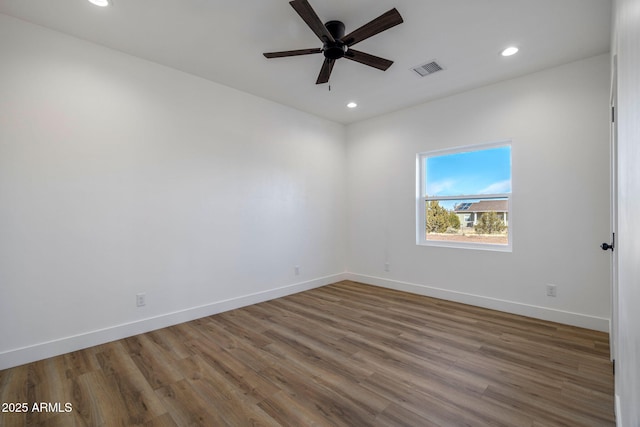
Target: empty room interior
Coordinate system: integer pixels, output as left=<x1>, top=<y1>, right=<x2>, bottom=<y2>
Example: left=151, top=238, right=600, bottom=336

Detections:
left=1, top=0, right=639, bottom=426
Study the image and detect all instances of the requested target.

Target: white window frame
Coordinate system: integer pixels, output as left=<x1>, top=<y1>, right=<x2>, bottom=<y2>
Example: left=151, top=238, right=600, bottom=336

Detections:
left=416, top=140, right=512, bottom=252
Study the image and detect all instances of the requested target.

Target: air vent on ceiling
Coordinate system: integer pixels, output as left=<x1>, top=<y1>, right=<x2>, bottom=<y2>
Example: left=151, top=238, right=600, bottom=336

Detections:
left=412, top=61, right=443, bottom=77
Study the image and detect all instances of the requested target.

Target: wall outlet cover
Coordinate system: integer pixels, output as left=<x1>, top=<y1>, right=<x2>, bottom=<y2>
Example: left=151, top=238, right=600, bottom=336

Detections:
left=136, top=293, right=146, bottom=307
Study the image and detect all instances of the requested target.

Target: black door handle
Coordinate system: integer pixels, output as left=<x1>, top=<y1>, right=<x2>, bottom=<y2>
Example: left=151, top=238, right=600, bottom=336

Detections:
left=601, top=233, right=615, bottom=251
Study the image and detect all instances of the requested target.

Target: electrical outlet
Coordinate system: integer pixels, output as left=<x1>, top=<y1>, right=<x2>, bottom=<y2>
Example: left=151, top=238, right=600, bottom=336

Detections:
left=546, top=284, right=557, bottom=297
left=294, top=265, right=300, bottom=276
left=136, top=293, right=146, bottom=307
left=384, top=262, right=390, bottom=272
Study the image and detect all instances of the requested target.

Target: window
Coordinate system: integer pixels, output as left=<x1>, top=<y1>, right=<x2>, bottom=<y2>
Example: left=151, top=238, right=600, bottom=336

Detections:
left=416, top=141, right=512, bottom=251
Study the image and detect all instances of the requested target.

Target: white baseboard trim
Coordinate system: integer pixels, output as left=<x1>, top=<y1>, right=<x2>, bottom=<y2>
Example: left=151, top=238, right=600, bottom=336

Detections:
left=346, top=273, right=610, bottom=332
left=0, top=273, right=348, bottom=371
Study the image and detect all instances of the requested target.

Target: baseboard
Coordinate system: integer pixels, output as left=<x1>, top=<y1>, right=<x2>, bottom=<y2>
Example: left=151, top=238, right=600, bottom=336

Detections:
left=346, top=273, right=610, bottom=332
left=0, top=273, right=348, bottom=371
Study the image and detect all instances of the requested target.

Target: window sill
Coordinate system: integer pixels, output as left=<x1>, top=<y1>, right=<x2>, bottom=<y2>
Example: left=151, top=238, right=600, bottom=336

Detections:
left=417, top=240, right=512, bottom=252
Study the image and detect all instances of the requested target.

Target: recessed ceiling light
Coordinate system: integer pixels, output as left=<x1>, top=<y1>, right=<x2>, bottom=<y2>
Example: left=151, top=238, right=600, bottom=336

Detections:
left=501, top=46, right=519, bottom=57
left=88, top=0, right=109, bottom=6
left=347, top=102, right=357, bottom=109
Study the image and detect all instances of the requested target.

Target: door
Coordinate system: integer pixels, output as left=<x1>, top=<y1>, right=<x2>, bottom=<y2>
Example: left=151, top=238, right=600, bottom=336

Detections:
left=607, top=55, right=619, bottom=364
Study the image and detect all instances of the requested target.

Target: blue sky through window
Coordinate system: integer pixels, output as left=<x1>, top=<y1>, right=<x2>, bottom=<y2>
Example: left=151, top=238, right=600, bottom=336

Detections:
left=426, top=145, right=511, bottom=197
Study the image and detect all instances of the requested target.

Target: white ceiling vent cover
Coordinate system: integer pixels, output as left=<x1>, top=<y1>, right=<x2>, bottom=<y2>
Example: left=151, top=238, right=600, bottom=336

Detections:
left=412, top=61, right=444, bottom=77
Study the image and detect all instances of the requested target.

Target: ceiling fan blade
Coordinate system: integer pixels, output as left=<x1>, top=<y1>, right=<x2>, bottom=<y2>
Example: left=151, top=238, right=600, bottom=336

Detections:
left=289, top=0, right=335, bottom=43
left=341, top=8, right=403, bottom=47
left=344, top=49, right=393, bottom=71
left=263, top=48, right=322, bottom=58
left=316, top=58, right=335, bottom=84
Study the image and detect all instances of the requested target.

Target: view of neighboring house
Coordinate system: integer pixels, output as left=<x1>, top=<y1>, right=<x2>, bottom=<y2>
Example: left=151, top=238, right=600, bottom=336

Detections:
left=454, top=200, right=509, bottom=228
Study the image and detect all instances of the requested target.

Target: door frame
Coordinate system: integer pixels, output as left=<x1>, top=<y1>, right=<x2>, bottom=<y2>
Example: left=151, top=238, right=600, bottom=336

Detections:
left=609, top=54, right=619, bottom=364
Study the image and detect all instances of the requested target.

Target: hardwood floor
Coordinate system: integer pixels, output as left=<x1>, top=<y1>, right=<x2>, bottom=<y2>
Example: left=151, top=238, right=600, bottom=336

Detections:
left=0, top=281, right=614, bottom=426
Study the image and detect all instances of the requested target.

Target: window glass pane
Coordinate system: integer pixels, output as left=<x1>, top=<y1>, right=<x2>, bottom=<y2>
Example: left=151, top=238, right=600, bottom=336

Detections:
left=425, top=146, right=511, bottom=196
left=425, top=198, right=509, bottom=245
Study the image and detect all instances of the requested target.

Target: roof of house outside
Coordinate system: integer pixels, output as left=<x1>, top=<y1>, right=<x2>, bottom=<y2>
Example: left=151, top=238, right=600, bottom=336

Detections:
left=454, top=200, right=508, bottom=213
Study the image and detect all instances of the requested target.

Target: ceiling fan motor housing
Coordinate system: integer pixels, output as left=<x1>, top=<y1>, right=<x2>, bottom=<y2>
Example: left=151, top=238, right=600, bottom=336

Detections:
left=323, top=20, right=347, bottom=59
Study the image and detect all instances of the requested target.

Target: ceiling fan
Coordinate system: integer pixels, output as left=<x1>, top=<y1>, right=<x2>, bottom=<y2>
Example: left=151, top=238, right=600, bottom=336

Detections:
left=263, top=0, right=403, bottom=84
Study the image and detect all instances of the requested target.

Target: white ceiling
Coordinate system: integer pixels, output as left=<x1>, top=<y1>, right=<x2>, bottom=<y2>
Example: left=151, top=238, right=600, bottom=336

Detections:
left=0, top=0, right=612, bottom=124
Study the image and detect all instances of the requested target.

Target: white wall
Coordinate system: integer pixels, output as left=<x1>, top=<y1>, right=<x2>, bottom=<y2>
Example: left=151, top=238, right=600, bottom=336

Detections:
left=612, top=0, right=640, bottom=425
left=0, top=14, right=347, bottom=370
left=346, top=54, right=611, bottom=331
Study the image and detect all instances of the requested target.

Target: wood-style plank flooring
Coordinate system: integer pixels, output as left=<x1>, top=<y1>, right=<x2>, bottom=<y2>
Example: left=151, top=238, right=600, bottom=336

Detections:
left=0, top=281, right=614, bottom=426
